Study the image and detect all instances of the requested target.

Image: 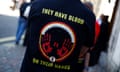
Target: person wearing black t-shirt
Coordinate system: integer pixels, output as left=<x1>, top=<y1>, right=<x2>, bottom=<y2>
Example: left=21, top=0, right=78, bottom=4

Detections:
left=20, top=0, right=96, bottom=72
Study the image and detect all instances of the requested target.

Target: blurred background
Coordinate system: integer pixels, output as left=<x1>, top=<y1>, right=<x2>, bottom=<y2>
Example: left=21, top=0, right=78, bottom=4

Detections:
left=0, top=0, right=120, bottom=72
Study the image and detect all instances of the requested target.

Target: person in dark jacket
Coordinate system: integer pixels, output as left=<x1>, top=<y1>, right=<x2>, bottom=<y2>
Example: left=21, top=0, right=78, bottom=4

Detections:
left=20, top=0, right=96, bottom=72
left=22, top=0, right=35, bottom=47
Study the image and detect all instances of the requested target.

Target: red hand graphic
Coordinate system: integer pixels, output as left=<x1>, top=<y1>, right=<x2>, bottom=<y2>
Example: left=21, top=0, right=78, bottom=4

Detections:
left=42, top=34, right=52, bottom=54
left=57, top=39, right=72, bottom=57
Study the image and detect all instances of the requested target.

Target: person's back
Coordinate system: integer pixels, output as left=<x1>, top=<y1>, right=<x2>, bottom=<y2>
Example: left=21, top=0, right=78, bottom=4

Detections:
left=20, top=0, right=95, bottom=72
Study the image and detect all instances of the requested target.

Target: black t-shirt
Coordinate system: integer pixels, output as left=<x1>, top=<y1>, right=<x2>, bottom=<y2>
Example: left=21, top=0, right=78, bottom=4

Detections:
left=20, top=0, right=95, bottom=72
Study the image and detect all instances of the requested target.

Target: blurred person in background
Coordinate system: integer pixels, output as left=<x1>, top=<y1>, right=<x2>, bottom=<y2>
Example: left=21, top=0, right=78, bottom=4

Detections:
left=84, top=2, right=110, bottom=72
left=95, top=14, right=109, bottom=72
left=22, top=0, right=35, bottom=47
left=10, top=0, right=31, bottom=45
left=84, top=1, right=101, bottom=72
left=97, top=14, right=109, bottom=52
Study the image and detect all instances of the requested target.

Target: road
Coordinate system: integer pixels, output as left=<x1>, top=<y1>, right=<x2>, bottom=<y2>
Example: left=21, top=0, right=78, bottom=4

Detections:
left=0, top=13, right=26, bottom=72
left=0, top=15, right=18, bottom=38
left=0, top=0, right=20, bottom=43
left=0, top=1, right=26, bottom=72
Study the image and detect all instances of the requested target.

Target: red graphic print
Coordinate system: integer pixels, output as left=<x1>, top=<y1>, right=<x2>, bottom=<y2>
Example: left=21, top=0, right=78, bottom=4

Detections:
left=57, top=39, right=73, bottom=57
left=42, top=34, right=52, bottom=54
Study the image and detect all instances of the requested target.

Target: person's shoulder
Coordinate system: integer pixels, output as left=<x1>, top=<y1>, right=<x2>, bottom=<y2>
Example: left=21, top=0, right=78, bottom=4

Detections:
left=79, top=2, right=95, bottom=18
left=31, top=0, right=46, bottom=8
left=85, top=8, right=95, bottom=19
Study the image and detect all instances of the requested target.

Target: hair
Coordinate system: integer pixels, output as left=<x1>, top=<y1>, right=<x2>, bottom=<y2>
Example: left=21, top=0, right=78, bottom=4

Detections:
left=84, top=2, right=93, bottom=11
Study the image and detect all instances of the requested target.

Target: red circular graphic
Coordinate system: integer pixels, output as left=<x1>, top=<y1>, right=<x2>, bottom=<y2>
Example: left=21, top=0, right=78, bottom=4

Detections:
left=39, top=21, right=76, bottom=62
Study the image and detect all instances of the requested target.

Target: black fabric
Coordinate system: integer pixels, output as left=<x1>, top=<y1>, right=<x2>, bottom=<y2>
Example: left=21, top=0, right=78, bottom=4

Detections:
left=20, top=2, right=31, bottom=19
left=20, top=0, right=95, bottom=72
left=22, top=0, right=36, bottom=46
left=98, top=22, right=109, bottom=52
left=31, top=0, right=35, bottom=2
left=89, top=17, right=109, bottom=66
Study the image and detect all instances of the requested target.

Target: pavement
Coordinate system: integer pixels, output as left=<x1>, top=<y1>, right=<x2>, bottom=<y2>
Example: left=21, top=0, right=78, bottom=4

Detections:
left=0, top=1, right=26, bottom=72
left=0, top=41, right=26, bottom=72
